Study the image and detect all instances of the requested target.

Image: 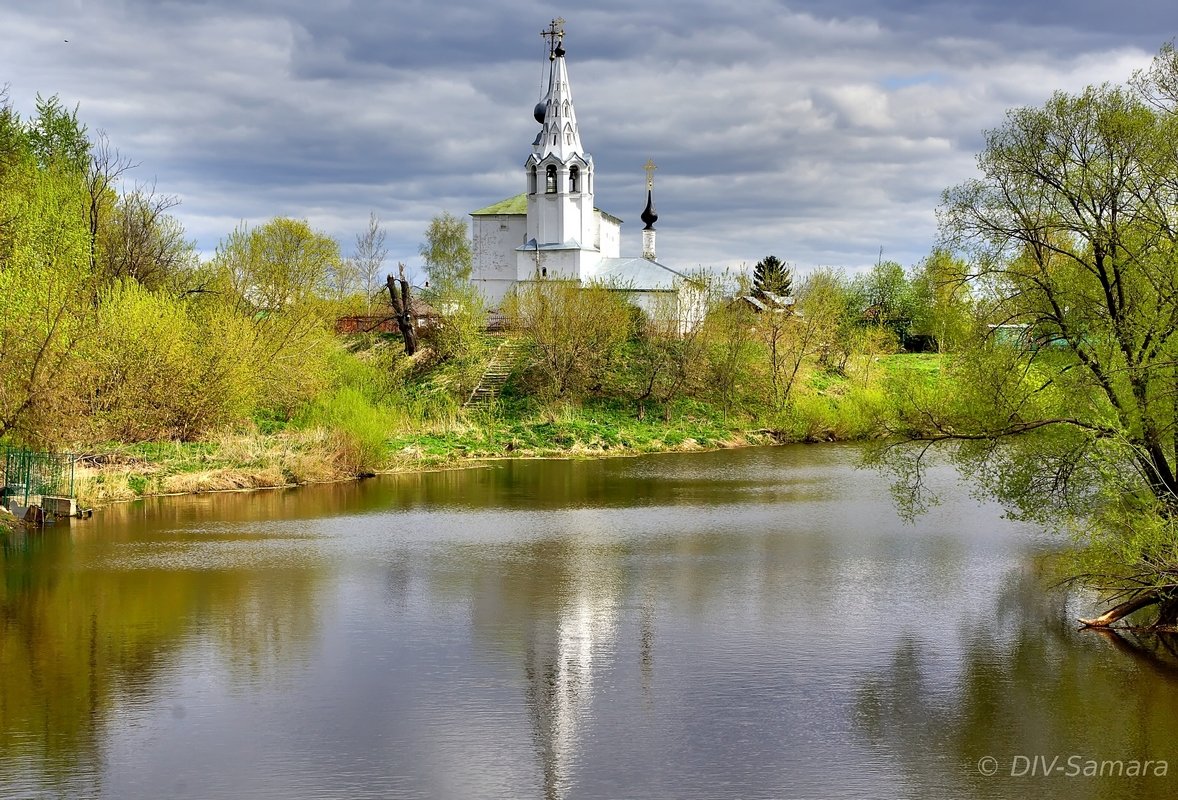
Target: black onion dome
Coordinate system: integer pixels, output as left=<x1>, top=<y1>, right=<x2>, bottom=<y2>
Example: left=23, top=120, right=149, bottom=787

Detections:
left=533, top=101, right=546, bottom=124
left=641, top=189, right=658, bottom=230
left=554, top=42, right=565, bottom=58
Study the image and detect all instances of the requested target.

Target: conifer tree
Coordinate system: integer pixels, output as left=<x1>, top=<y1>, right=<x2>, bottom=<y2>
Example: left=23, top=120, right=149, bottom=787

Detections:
left=752, top=255, right=792, bottom=298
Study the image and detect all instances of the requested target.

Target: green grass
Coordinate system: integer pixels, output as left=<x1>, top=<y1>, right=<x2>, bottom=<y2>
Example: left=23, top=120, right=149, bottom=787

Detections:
left=75, top=351, right=949, bottom=504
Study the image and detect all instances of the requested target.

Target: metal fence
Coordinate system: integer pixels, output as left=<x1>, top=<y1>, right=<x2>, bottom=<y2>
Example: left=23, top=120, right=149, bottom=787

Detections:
left=1, top=448, right=75, bottom=507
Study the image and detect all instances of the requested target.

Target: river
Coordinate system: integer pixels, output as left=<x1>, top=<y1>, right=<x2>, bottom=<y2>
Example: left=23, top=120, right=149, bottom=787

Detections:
left=1, top=444, right=1175, bottom=799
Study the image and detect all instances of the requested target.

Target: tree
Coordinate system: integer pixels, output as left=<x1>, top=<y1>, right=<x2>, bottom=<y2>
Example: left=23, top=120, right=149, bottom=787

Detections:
left=889, top=62, right=1178, bottom=626
left=856, top=259, right=916, bottom=341
left=0, top=91, right=95, bottom=446
left=752, top=255, right=792, bottom=298
left=210, top=217, right=340, bottom=415
left=351, top=211, right=388, bottom=312
left=25, top=94, right=89, bottom=173
left=97, top=183, right=197, bottom=292
left=503, top=278, right=633, bottom=400
left=908, top=248, right=974, bottom=351
left=622, top=277, right=714, bottom=420
left=419, top=211, right=472, bottom=291
left=84, top=133, right=134, bottom=277
left=213, top=217, right=340, bottom=314
left=386, top=263, right=418, bottom=356
left=702, top=299, right=760, bottom=415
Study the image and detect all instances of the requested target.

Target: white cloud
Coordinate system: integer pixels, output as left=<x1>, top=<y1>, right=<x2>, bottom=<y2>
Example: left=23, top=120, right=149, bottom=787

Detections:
left=0, top=0, right=1167, bottom=275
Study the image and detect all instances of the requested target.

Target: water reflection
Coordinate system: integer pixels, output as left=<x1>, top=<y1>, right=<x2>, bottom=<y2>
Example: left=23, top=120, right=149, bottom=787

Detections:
left=0, top=522, right=322, bottom=797
left=855, top=561, right=1178, bottom=799
left=2, top=446, right=1172, bottom=799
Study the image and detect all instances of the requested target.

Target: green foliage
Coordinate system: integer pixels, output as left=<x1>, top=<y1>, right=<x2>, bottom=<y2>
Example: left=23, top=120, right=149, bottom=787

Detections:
left=503, top=278, right=633, bottom=400
left=420, top=211, right=472, bottom=290
left=87, top=281, right=202, bottom=440
left=797, top=268, right=863, bottom=373
left=617, top=288, right=712, bottom=420
left=0, top=125, right=93, bottom=445
left=96, top=188, right=198, bottom=292
left=701, top=299, right=761, bottom=414
left=26, top=94, right=89, bottom=173
left=212, top=217, right=342, bottom=314
left=907, top=248, right=973, bottom=349
left=752, top=254, right=792, bottom=297
left=423, top=280, right=487, bottom=366
left=209, top=217, right=341, bottom=417
left=855, top=260, right=917, bottom=337
left=295, top=387, right=394, bottom=475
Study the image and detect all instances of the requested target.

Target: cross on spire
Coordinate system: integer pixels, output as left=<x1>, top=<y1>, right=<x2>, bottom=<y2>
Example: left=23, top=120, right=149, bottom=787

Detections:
left=542, top=17, right=565, bottom=57
left=644, top=158, right=657, bottom=190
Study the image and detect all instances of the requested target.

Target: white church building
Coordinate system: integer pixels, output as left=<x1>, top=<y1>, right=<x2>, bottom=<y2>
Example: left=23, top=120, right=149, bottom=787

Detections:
left=469, top=20, right=694, bottom=319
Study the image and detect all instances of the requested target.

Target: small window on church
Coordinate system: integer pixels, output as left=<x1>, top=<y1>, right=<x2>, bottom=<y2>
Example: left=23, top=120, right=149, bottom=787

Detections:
left=569, top=166, right=579, bottom=193
left=542, top=267, right=547, bottom=277
left=546, top=164, right=557, bottom=193
left=528, top=166, right=537, bottom=194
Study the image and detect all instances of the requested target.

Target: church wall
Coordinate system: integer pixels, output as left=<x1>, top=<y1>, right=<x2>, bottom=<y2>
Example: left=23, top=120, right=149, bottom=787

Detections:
left=597, top=214, right=621, bottom=259
left=471, top=213, right=527, bottom=307
left=470, top=278, right=516, bottom=308
left=516, top=248, right=580, bottom=281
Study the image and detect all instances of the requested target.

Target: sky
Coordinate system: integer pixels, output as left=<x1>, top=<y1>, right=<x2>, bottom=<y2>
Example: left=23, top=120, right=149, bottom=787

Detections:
left=1, top=0, right=1173, bottom=279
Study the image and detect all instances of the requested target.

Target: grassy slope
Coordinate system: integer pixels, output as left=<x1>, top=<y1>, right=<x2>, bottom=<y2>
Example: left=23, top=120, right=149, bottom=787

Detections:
left=73, top=350, right=944, bottom=508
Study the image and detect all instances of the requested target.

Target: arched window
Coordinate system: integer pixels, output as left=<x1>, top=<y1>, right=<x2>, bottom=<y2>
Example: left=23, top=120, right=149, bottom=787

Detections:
left=542, top=267, right=548, bottom=277
left=569, top=166, right=579, bottom=193
left=562, top=101, right=570, bottom=117
left=565, top=124, right=574, bottom=145
left=545, top=164, right=557, bottom=193
left=528, top=165, right=538, bottom=194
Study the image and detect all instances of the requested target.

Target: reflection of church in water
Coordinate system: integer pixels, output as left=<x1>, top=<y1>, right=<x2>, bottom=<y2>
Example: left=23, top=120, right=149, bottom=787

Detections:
left=515, top=540, right=655, bottom=800
left=469, top=18, right=690, bottom=316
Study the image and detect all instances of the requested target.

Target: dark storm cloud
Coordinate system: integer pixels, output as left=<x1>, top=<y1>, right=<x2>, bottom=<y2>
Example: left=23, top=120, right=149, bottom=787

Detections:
left=1, top=0, right=1171, bottom=273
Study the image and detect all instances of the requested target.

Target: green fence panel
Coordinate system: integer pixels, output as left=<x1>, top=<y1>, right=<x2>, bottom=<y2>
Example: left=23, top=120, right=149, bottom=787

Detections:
left=1, top=448, right=76, bottom=506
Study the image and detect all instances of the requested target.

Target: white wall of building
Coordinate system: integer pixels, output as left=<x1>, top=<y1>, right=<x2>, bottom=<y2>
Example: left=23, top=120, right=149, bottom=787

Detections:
left=597, top=214, right=620, bottom=259
left=471, top=213, right=527, bottom=307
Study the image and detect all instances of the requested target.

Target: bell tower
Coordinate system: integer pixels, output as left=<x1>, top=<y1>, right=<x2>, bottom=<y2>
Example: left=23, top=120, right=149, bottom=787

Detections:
left=519, top=19, right=596, bottom=280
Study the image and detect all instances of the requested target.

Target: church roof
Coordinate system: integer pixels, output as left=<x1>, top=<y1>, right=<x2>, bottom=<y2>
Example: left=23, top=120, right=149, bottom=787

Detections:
left=471, top=193, right=622, bottom=224
left=471, top=194, right=528, bottom=215
left=594, top=257, right=688, bottom=292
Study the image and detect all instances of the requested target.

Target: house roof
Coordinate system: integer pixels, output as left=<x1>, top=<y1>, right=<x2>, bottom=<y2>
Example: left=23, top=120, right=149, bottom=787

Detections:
left=471, top=192, right=621, bottom=223
left=593, top=257, right=688, bottom=292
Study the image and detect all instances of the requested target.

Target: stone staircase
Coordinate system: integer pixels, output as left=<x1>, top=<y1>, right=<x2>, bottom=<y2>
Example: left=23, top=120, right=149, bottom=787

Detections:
left=465, top=337, right=527, bottom=408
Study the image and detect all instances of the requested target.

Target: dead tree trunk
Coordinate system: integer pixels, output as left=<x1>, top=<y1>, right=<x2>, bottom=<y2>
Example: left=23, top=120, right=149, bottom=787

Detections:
left=1079, top=592, right=1164, bottom=628
left=386, top=264, right=417, bottom=356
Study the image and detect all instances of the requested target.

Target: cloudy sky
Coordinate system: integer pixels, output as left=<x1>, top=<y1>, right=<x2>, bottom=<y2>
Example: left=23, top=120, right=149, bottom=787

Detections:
left=1, top=1, right=1173, bottom=277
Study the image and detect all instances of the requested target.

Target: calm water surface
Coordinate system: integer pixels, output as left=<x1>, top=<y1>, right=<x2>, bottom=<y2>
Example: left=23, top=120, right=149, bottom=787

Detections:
left=2, top=444, right=1176, bottom=799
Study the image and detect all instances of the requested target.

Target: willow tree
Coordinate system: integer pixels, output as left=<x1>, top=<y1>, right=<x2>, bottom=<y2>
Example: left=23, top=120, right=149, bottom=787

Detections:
left=889, top=53, right=1178, bottom=627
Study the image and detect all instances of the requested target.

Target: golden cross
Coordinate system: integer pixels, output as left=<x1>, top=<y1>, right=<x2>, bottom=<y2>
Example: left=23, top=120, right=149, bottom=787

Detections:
left=541, top=18, right=565, bottom=55
left=644, top=158, right=657, bottom=190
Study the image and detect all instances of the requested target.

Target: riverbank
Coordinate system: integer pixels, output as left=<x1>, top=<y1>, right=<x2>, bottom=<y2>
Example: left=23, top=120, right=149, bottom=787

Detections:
left=72, top=353, right=940, bottom=509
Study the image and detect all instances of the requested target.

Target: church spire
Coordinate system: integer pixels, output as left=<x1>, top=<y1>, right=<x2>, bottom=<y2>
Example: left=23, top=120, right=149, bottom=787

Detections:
left=641, top=159, right=658, bottom=260
left=533, top=18, right=584, bottom=161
